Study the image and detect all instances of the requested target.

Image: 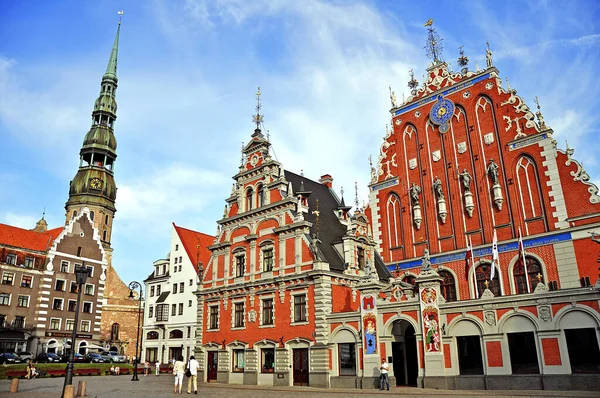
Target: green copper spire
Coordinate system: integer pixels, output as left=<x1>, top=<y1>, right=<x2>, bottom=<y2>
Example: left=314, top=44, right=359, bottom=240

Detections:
left=103, top=19, right=121, bottom=82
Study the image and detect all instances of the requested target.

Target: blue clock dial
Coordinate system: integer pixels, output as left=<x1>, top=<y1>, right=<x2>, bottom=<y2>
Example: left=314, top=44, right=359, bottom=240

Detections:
left=429, top=97, right=455, bottom=125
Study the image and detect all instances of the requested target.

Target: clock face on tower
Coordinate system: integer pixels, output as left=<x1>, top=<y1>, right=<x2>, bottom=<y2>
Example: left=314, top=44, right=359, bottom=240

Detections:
left=429, top=96, right=455, bottom=125
left=89, top=178, right=103, bottom=190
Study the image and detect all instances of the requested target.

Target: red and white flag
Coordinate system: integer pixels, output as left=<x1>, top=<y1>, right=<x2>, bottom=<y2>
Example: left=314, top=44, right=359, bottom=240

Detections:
left=491, top=229, right=499, bottom=280
left=518, top=227, right=530, bottom=293
left=464, top=237, right=473, bottom=280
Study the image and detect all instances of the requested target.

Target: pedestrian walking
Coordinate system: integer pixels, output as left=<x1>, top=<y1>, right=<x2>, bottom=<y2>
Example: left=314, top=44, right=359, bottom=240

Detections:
left=173, top=355, right=185, bottom=394
left=186, top=355, right=199, bottom=394
left=155, top=359, right=161, bottom=376
left=144, top=360, right=149, bottom=376
left=379, top=358, right=390, bottom=391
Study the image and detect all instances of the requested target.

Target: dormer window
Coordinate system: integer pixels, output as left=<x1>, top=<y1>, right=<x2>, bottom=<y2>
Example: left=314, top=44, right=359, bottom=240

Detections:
left=246, top=188, right=254, bottom=211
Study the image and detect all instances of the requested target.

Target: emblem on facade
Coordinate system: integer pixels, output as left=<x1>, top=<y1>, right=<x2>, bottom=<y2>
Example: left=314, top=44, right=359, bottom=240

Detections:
left=484, top=132, right=494, bottom=145
left=409, top=158, right=417, bottom=170
left=539, top=305, right=552, bottom=322
left=361, top=295, right=379, bottom=355
left=457, top=142, right=467, bottom=154
left=484, top=311, right=496, bottom=326
left=463, top=91, right=471, bottom=99
left=420, top=286, right=441, bottom=353
left=395, top=119, right=401, bottom=126
left=415, top=111, right=421, bottom=118
left=248, top=309, right=257, bottom=323
left=432, top=150, right=441, bottom=162
left=485, top=82, right=493, bottom=90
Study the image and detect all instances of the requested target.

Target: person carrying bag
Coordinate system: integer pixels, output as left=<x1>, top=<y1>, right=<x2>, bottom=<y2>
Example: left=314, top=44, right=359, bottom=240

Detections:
left=186, top=355, right=199, bottom=394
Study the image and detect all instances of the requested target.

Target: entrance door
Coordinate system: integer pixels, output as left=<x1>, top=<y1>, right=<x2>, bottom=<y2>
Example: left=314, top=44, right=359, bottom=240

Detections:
left=169, top=347, right=182, bottom=362
left=207, top=351, right=218, bottom=382
left=293, top=348, right=309, bottom=386
left=391, top=320, right=418, bottom=387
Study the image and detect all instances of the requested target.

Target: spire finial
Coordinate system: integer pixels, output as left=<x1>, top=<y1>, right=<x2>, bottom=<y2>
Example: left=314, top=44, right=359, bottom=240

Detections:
left=534, top=96, right=547, bottom=130
left=457, top=45, right=469, bottom=74
left=42, top=207, right=46, bottom=220
left=240, top=142, right=244, bottom=165
left=408, top=69, right=419, bottom=96
left=252, top=86, right=264, bottom=133
left=424, top=19, right=443, bottom=64
left=104, top=12, right=122, bottom=81
left=354, top=181, right=359, bottom=210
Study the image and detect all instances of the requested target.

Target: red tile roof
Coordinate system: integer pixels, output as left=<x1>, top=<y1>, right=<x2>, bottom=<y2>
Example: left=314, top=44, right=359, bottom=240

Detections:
left=0, top=223, right=63, bottom=252
left=173, top=223, right=214, bottom=272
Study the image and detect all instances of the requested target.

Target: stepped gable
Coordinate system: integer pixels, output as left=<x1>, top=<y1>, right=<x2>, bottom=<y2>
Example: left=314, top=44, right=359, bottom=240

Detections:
left=173, top=223, right=214, bottom=272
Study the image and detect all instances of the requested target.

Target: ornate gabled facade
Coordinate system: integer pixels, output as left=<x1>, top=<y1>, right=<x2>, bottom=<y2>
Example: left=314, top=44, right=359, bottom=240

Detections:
left=360, top=22, right=600, bottom=391
left=194, top=89, right=388, bottom=387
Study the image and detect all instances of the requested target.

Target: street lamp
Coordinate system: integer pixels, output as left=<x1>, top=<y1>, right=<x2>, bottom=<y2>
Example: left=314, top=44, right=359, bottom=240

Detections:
left=61, top=264, right=90, bottom=398
left=128, top=281, right=143, bottom=382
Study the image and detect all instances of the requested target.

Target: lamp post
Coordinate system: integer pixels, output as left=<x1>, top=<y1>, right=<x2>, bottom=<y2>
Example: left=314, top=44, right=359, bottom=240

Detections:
left=61, top=264, right=90, bottom=398
left=129, top=281, right=143, bottom=381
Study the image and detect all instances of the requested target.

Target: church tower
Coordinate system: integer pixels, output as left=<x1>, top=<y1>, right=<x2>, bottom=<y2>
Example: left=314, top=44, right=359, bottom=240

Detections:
left=65, top=20, right=120, bottom=247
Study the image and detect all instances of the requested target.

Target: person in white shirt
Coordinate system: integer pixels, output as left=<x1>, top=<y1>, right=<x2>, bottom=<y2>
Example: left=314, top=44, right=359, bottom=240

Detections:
left=155, top=359, right=161, bottom=376
left=379, top=358, right=390, bottom=391
left=187, top=355, right=200, bottom=394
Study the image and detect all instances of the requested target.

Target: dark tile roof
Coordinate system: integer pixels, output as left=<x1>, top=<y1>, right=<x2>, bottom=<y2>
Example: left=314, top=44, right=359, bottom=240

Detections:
left=156, top=291, right=170, bottom=303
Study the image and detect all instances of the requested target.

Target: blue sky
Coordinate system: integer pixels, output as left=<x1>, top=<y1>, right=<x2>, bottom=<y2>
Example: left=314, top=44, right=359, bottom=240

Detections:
left=1, top=0, right=599, bottom=286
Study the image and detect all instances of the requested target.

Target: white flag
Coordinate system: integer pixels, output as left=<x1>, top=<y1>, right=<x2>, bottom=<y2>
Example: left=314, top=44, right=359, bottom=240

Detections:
left=491, top=229, right=498, bottom=280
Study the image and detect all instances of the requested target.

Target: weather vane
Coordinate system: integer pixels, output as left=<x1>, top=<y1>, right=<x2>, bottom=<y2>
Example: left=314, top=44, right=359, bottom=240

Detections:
left=457, top=45, right=469, bottom=74
left=118, top=10, right=124, bottom=24
left=252, top=86, right=264, bottom=131
left=424, top=19, right=443, bottom=64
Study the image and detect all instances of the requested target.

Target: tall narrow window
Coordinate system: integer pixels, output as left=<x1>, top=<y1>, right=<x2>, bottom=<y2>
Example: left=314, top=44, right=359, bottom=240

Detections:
left=235, top=255, right=245, bottom=278
left=234, top=303, right=245, bottom=328
left=233, top=349, right=245, bottom=372
left=439, top=271, right=457, bottom=302
left=209, top=306, right=219, bottom=329
left=263, top=249, right=273, bottom=272
left=111, top=323, right=120, bottom=341
left=262, top=299, right=274, bottom=325
left=261, top=348, right=275, bottom=373
left=514, top=256, right=543, bottom=294
left=246, top=188, right=254, bottom=211
left=357, top=247, right=365, bottom=270
left=386, top=194, right=402, bottom=249
left=258, top=185, right=265, bottom=207
left=294, top=295, right=307, bottom=322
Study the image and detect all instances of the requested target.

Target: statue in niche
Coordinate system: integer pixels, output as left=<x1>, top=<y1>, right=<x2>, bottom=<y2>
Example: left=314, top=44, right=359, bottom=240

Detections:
left=486, top=158, right=499, bottom=185
left=432, top=176, right=444, bottom=200
left=485, top=42, right=493, bottom=68
left=458, top=169, right=473, bottom=192
left=409, top=183, right=421, bottom=205
left=310, top=233, right=322, bottom=261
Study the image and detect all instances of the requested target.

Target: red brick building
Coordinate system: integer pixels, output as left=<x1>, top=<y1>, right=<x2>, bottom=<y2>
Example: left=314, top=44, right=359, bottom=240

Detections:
left=194, top=26, right=600, bottom=392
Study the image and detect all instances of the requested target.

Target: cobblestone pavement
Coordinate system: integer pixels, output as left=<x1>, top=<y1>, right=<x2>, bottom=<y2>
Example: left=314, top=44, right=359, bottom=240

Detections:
left=0, top=375, right=598, bottom=398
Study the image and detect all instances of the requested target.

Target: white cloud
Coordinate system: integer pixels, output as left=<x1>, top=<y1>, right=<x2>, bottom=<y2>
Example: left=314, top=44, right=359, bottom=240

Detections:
left=1, top=212, right=38, bottom=230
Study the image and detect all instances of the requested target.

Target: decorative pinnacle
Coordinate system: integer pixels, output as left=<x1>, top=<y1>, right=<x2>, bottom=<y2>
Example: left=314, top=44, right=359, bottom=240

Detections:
left=104, top=12, right=122, bottom=81
left=408, top=69, right=419, bottom=95
left=534, top=96, right=547, bottom=129
left=240, top=142, right=244, bottom=165
left=457, top=45, right=469, bottom=71
left=424, top=19, right=443, bottom=64
left=354, top=181, right=359, bottom=209
left=252, top=86, right=264, bottom=131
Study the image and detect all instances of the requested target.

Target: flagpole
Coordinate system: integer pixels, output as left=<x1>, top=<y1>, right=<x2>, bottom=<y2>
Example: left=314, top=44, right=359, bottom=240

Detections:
left=471, top=237, right=479, bottom=298
left=519, top=227, right=530, bottom=293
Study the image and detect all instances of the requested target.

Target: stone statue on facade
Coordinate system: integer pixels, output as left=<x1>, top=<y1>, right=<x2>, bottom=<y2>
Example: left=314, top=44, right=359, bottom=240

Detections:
left=409, top=183, right=421, bottom=205
left=432, top=176, right=444, bottom=200
left=486, top=158, right=499, bottom=185
left=485, top=42, right=493, bottom=68
left=310, top=233, right=322, bottom=261
left=458, top=169, right=473, bottom=192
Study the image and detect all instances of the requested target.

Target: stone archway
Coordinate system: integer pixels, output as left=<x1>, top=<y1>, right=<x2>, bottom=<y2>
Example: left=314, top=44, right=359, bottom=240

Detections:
left=391, top=319, right=418, bottom=387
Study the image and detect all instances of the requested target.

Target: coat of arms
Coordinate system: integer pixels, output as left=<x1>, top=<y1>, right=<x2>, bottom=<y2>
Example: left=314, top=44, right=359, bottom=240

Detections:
left=457, top=142, right=467, bottom=154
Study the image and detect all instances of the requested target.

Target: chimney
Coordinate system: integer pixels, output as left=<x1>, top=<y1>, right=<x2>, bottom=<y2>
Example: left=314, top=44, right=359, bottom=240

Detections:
left=319, top=174, right=333, bottom=188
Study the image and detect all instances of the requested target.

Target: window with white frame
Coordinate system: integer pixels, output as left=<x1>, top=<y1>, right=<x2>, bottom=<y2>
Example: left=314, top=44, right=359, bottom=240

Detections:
left=70, top=281, right=78, bottom=293
left=235, top=253, right=245, bottom=278
left=50, top=318, right=61, bottom=330
left=233, top=302, right=245, bottom=328
left=178, top=303, right=183, bottom=315
left=24, top=257, right=34, bottom=268
left=150, top=286, right=155, bottom=297
left=148, top=306, right=153, bottom=318
left=84, top=284, right=94, bottom=296
left=82, top=302, right=92, bottom=313
left=261, top=298, right=274, bottom=326
left=80, top=320, right=91, bottom=332
left=188, top=300, right=192, bottom=307
left=53, top=298, right=63, bottom=310
left=262, top=247, right=274, bottom=272
left=21, top=275, right=33, bottom=288
left=173, top=283, right=178, bottom=294
left=66, top=319, right=74, bottom=331
left=0, top=294, right=9, bottom=306
left=209, top=305, right=219, bottom=330
left=156, top=285, right=161, bottom=295
left=2, top=272, right=14, bottom=285
left=261, top=348, right=275, bottom=373
left=292, top=293, right=307, bottom=323
left=175, top=244, right=179, bottom=251
left=179, top=282, right=184, bottom=293
left=60, top=261, right=70, bottom=273
left=6, top=254, right=16, bottom=265
left=171, top=304, right=177, bottom=316
left=17, top=295, right=29, bottom=308
left=233, top=349, right=245, bottom=372
left=55, top=279, right=66, bottom=291
left=85, top=265, right=94, bottom=278
left=68, top=300, right=76, bottom=312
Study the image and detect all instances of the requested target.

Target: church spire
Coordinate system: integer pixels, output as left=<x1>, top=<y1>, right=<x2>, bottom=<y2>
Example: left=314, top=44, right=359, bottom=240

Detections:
left=104, top=12, right=122, bottom=81
left=65, top=15, right=123, bottom=247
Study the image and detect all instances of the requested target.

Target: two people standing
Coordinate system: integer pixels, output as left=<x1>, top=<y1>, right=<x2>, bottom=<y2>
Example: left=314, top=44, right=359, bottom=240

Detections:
left=172, top=355, right=199, bottom=394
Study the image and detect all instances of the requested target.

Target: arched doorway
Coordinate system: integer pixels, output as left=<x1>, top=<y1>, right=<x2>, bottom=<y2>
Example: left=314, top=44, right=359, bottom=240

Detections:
left=391, top=320, right=418, bottom=387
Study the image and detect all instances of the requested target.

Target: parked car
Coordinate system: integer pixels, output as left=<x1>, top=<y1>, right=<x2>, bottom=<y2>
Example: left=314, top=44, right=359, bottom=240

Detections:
left=99, top=350, right=126, bottom=363
left=84, top=353, right=105, bottom=363
left=17, top=351, right=33, bottom=361
left=0, top=352, right=22, bottom=364
left=37, top=352, right=61, bottom=363
left=58, top=352, right=85, bottom=362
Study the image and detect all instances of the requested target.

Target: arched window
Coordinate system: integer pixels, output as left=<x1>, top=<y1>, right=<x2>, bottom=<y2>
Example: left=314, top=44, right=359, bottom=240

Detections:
left=146, top=331, right=159, bottom=340
left=111, top=323, right=120, bottom=341
left=73, top=210, right=78, bottom=218
left=246, top=188, right=254, bottom=211
left=257, top=185, right=265, bottom=207
left=169, top=329, right=183, bottom=339
left=90, top=211, right=95, bottom=221
left=439, top=271, right=457, bottom=302
left=514, top=256, right=544, bottom=294
left=475, top=262, right=501, bottom=297
left=386, top=195, right=402, bottom=249
left=78, top=341, right=87, bottom=355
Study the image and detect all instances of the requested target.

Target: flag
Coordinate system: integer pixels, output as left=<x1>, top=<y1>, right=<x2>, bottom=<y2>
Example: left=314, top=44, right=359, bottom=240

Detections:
left=464, top=237, right=473, bottom=280
left=491, top=229, right=498, bottom=280
left=518, top=227, right=530, bottom=293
